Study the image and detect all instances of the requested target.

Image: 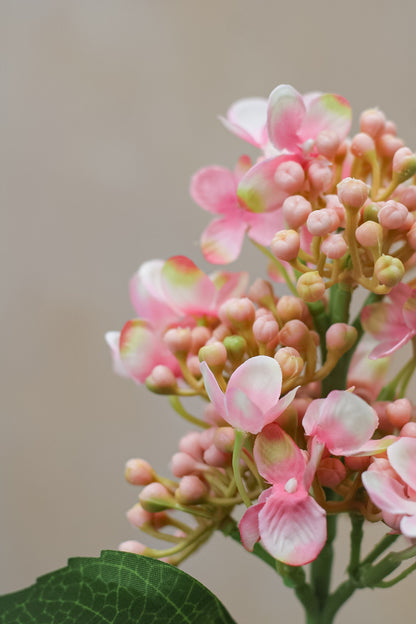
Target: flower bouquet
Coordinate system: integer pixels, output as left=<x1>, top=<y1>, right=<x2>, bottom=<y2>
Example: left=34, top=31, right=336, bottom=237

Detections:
left=3, top=83, right=416, bottom=624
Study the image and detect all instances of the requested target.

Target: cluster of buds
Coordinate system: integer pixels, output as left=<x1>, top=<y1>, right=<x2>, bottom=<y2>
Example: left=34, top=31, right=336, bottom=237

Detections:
left=108, top=84, right=416, bottom=574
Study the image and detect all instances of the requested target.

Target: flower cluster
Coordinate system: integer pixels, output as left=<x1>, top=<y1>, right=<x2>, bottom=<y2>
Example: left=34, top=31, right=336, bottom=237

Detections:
left=108, top=85, right=416, bottom=583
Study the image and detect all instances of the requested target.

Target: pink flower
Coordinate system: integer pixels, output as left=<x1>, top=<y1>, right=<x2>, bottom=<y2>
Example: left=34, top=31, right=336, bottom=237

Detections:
left=362, top=437, right=416, bottom=538
left=361, top=283, right=416, bottom=358
left=200, top=355, right=297, bottom=434
left=239, top=424, right=326, bottom=566
left=106, top=256, right=248, bottom=383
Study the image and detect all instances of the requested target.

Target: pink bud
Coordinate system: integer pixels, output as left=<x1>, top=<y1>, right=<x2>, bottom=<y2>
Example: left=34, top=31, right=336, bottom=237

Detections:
left=125, top=459, right=155, bottom=486
left=325, top=323, right=357, bottom=352
left=392, top=147, right=416, bottom=181
left=374, top=254, right=405, bottom=287
left=306, top=208, right=340, bottom=236
left=378, top=200, right=408, bottom=230
left=282, top=195, right=312, bottom=229
left=274, top=347, right=304, bottom=379
left=179, top=432, right=204, bottom=460
left=170, top=452, right=198, bottom=477
left=212, top=323, right=231, bottom=341
left=317, top=457, right=346, bottom=488
left=355, top=221, right=383, bottom=247
left=164, top=327, right=192, bottom=354
left=119, top=540, right=148, bottom=555
left=337, top=177, right=369, bottom=209
left=253, top=315, right=279, bottom=345
left=270, top=229, right=300, bottom=261
left=146, top=365, right=177, bottom=394
left=396, top=185, right=416, bottom=211
left=279, top=320, right=310, bottom=350
left=386, top=398, right=412, bottom=428
left=359, top=109, right=386, bottom=138
left=407, top=223, right=416, bottom=250
left=187, top=354, right=202, bottom=377
left=175, top=475, right=208, bottom=504
left=274, top=160, right=305, bottom=193
left=126, top=504, right=153, bottom=528
left=213, top=427, right=235, bottom=453
left=139, top=483, right=174, bottom=512
left=198, top=341, right=227, bottom=368
left=384, top=120, right=397, bottom=135
left=296, top=271, right=326, bottom=303
left=248, top=278, right=275, bottom=305
left=400, top=422, right=416, bottom=437
left=190, top=326, right=212, bottom=354
left=276, top=295, right=304, bottom=322
left=307, top=160, right=333, bottom=193
left=321, top=233, right=348, bottom=259
left=199, top=427, right=216, bottom=450
left=315, top=130, right=341, bottom=159
left=203, top=444, right=230, bottom=467
left=219, top=297, right=256, bottom=328
left=351, top=132, right=376, bottom=157
left=344, top=456, right=371, bottom=472
left=377, top=133, right=404, bottom=158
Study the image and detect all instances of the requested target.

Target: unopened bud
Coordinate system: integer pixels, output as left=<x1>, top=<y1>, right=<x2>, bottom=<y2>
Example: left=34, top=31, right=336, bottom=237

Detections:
left=377, top=133, right=404, bottom=158
left=270, top=229, right=300, bottom=261
left=359, top=109, right=386, bottom=138
left=337, top=177, right=369, bottom=210
left=146, top=365, right=177, bottom=394
left=219, top=297, right=256, bottom=328
left=164, top=327, right=192, bottom=355
left=396, top=185, right=416, bottom=211
left=315, top=130, right=340, bottom=159
left=386, top=398, right=412, bottom=428
left=279, top=320, right=310, bottom=351
left=374, top=254, right=405, bottom=287
left=344, top=456, right=371, bottom=472
left=203, top=444, right=230, bottom=467
left=407, top=223, right=416, bottom=250
left=308, top=160, right=333, bottom=193
left=125, top=458, right=155, bottom=485
left=213, top=427, right=235, bottom=453
left=274, top=347, right=304, bottom=379
left=351, top=132, right=376, bottom=158
left=119, top=540, right=149, bottom=555
left=253, top=315, right=279, bottom=345
left=139, top=483, right=175, bottom=512
left=175, top=475, right=208, bottom=505
left=400, top=422, right=416, bottom=438
left=190, top=326, right=212, bottom=353
left=274, top=160, right=305, bottom=193
left=282, top=195, right=312, bottom=228
left=296, top=271, right=326, bottom=303
left=362, top=202, right=380, bottom=222
left=321, top=233, right=348, bottom=259
left=378, top=200, right=408, bottom=230
left=170, top=452, right=199, bottom=478
left=355, top=221, right=383, bottom=248
left=248, top=278, right=275, bottom=306
left=223, top=335, right=247, bottom=364
left=276, top=295, right=304, bottom=322
left=392, top=147, right=416, bottom=182
left=306, top=208, right=340, bottom=236
left=326, top=323, right=357, bottom=352
left=179, top=431, right=204, bottom=461
left=198, top=341, right=227, bottom=368
left=317, top=457, right=346, bottom=488
left=126, top=504, right=154, bottom=528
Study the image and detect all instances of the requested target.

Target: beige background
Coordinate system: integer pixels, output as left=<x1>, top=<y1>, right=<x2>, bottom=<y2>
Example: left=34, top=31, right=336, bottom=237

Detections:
left=2, top=1, right=416, bottom=622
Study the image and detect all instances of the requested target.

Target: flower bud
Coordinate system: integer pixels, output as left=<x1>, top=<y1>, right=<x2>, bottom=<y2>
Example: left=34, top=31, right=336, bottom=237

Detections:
left=276, top=295, right=304, bottom=322
left=351, top=132, right=376, bottom=158
left=139, top=483, right=175, bottom=512
left=374, top=254, right=405, bottom=287
left=344, top=456, right=371, bottom=472
left=337, top=177, right=369, bottom=210
left=306, top=208, right=340, bottom=236
left=270, top=229, right=300, bottom=261
left=253, top=315, right=279, bottom=345
left=396, top=185, right=416, bottom=211
left=296, top=271, right=326, bottom=303
left=223, top=335, right=247, bottom=363
left=355, top=221, right=383, bottom=248
left=407, top=223, right=416, bottom=250
left=163, top=327, right=192, bottom=355
left=377, top=133, right=404, bottom=158
left=274, top=160, right=305, bottom=193
left=125, top=458, right=155, bottom=486
left=317, top=457, right=346, bottom=488
left=198, top=341, right=227, bottom=368
left=274, top=347, right=304, bottom=379
left=126, top=504, right=154, bottom=528
left=119, top=540, right=149, bottom=555
left=392, top=147, right=416, bottom=182
left=279, top=320, right=310, bottom=351
left=203, top=444, right=230, bottom=467
left=385, top=398, right=412, bottom=428
left=248, top=278, right=275, bottom=306
left=213, top=427, right=235, bottom=453
left=359, top=109, right=386, bottom=138
left=308, top=160, right=333, bottom=193
left=362, top=202, right=380, bottom=222
left=282, top=195, right=312, bottom=228
left=400, top=422, right=416, bottom=438
left=219, top=297, right=256, bottom=328
left=146, top=365, right=178, bottom=394
left=190, top=326, right=212, bottom=354
left=378, top=200, right=408, bottom=230
left=320, top=233, right=348, bottom=259
left=170, top=452, right=199, bottom=478
left=326, top=323, right=357, bottom=352
left=315, top=130, right=340, bottom=159
left=179, top=432, right=204, bottom=461
left=175, top=475, right=208, bottom=505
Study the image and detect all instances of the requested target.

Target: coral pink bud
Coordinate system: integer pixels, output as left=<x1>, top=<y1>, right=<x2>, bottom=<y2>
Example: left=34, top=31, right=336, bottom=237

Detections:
left=203, top=444, right=230, bottom=467
left=326, top=323, right=357, bottom=352
left=326, top=195, right=346, bottom=225
left=400, top=422, right=416, bottom=437
left=125, top=459, right=155, bottom=486
left=384, top=120, right=397, bottom=135
left=253, top=315, right=279, bottom=345
left=190, top=326, right=211, bottom=354
left=270, top=229, right=300, bottom=261
left=170, top=452, right=198, bottom=478
left=378, top=200, right=408, bottom=230
left=317, top=457, right=346, bottom=488
left=320, top=234, right=348, bottom=259
left=306, top=208, right=340, bottom=236
left=213, top=427, right=235, bottom=453
left=296, top=271, right=326, bottom=303
left=315, top=130, right=341, bottom=159
left=396, top=186, right=416, bottom=211
left=386, top=398, right=412, bottom=428
left=126, top=504, right=153, bottom=528
left=279, top=320, right=310, bottom=351
left=344, top=456, right=371, bottom=472
left=407, top=223, right=416, bottom=250
left=139, top=483, right=174, bottom=512
left=392, top=147, right=416, bottom=182
left=248, top=278, right=275, bottom=306
left=337, top=177, right=369, bottom=210
left=187, top=354, right=202, bottom=377
left=119, top=540, right=148, bottom=555
left=163, top=327, right=192, bottom=355
left=274, top=160, right=305, bottom=193
left=374, top=254, right=405, bottom=287
left=204, top=403, right=225, bottom=426
left=307, top=160, right=333, bottom=193
left=219, top=297, right=256, bottom=328
left=351, top=132, right=376, bottom=158
left=179, top=432, right=204, bottom=460
left=198, top=341, right=227, bottom=368
left=377, top=133, right=404, bottom=158
left=359, top=109, right=386, bottom=138
left=355, top=221, right=383, bottom=248
left=282, top=195, right=312, bottom=229
left=274, top=347, right=304, bottom=379
left=146, top=365, right=177, bottom=394
left=276, top=295, right=304, bottom=323
left=212, top=323, right=231, bottom=341
left=175, top=475, right=208, bottom=504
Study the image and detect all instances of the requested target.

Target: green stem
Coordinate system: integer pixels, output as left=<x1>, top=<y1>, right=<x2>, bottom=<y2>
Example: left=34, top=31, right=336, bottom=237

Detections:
left=307, top=299, right=330, bottom=362
left=322, top=285, right=352, bottom=395
left=376, top=561, right=416, bottom=587
left=360, top=533, right=399, bottom=566
left=310, top=500, right=337, bottom=611
left=232, top=431, right=252, bottom=508
left=347, top=514, right=364, bottom=579
left=168, top=396, right=210, bottom=428
left=251, top=240, right=298, bottom=296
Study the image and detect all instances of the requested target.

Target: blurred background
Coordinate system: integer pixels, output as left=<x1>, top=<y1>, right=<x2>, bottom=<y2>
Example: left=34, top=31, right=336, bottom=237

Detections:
left=2, top=1, right=416, bottom=622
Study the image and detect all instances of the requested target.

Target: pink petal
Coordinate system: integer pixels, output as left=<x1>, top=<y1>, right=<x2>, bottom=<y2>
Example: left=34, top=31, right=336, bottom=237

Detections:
left=105, top=331, right=129, bottom=378
left=237, top=155, right=294, bottom=213
left=254, top=423, right=305, bottom=484
left=200, top=361, right=227, bottom=418
left=267, top=85, right=305, bottom=152
left=161, top=256, right=217, bottom=315
left=299, top=93, right=352, bottom=145
left=225, top=386, right=265, bottom=433
left=239, top=503, right=262, bottom=551
left=258, top=488, right=326, bottom=565
left=400, top=514, right=416, bottom=538
left=388, top=437, right=416, bottom=491
left=362, top=471, right=416, bottom=515
left=190, top=166, right=238, bottom=215
left=129, top=260, right=176, bottom=326
left=402, top=297, right=416, bottom=331
left=247, top=209, right=286, bottom=246
left=219, top=97, right=269, bottom=148
left=369, top=330, right=412, bottom=359
left=201, top=216, right=247, bottom=264
left=211, top=270, right=249, bottom=304
left=264, top=386, right=299, bottom=426
left=353, top=436, right=397, bottom=456
left=227, top=356, right=282, bottom=415
left=303, top=391, right=378, bottom=455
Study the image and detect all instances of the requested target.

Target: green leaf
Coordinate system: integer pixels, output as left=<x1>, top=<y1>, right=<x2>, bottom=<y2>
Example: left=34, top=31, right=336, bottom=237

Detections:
left=0, top=550, right=236, bottom=624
